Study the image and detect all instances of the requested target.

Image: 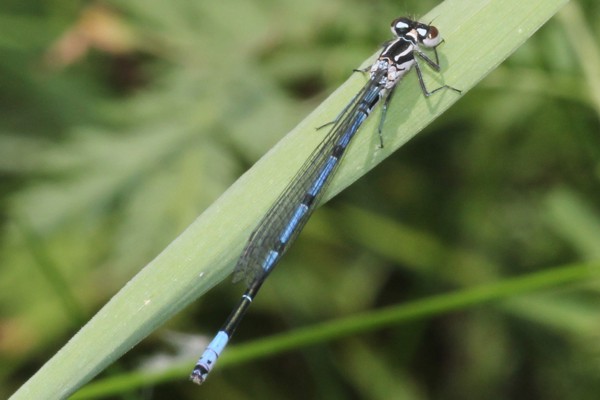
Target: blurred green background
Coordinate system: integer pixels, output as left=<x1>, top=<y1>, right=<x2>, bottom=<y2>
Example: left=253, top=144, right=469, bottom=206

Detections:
left=2, top=0, right=600, bottom=398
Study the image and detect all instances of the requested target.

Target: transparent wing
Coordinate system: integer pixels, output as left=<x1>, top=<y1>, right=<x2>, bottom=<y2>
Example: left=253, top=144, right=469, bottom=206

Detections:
left=233, top=70, right=386, bottom=286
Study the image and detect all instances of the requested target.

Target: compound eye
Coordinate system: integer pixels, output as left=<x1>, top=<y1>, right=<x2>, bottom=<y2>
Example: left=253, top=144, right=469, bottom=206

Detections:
left=417, top=27, right=429, bottom=38
left=422, top=25, right=442, bottom=47
left=428, top=26, right=439, bottom=40
left=390, top=17, right=411, bottom=36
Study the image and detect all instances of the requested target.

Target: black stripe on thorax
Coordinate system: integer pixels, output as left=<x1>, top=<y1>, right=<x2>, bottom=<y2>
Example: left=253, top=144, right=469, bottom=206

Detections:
left=380, top=39, right=414, bottom=65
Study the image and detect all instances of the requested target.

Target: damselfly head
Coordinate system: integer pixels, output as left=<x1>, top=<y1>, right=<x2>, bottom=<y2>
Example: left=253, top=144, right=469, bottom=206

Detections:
left=390, top=18, right=442, bottom=48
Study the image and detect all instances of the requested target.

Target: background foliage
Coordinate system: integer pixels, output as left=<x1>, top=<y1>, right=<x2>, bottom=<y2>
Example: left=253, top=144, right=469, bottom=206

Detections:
left=2, top=0, right=600, bottom=398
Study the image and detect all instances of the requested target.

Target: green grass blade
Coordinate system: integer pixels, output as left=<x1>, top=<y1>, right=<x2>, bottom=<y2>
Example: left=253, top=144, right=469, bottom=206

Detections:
left=11, top=0, right=569, bottom=398
left=71, top=261, right=597, bottom=398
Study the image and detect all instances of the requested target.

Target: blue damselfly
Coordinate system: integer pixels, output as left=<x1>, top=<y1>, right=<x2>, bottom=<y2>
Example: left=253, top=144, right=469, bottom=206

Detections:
left=190, top=16, right=460, bottom=385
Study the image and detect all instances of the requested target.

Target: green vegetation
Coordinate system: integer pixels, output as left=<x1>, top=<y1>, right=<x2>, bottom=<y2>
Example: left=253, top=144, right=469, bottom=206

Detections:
left=3, top=0, right=600, bottom=399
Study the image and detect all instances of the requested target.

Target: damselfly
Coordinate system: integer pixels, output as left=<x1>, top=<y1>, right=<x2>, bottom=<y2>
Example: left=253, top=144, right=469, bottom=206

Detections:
left=190, top=16, right=460, bottom=385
